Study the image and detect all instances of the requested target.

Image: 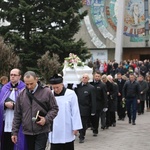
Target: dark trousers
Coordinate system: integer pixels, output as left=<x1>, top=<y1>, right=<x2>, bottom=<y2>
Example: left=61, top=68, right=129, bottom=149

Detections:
left=106, top=109, right=110, bottom=127
left=91, top=110, right=106, bottom=134
left=117, top=98, right=126, bottom=119
left=25, top=132, right=48, bottom=150
left=126, top=98, right=137, bottom=121
left=91, top=110, right=100, bottom=134
left=100, top=111, right=106, bottom=128
left=146, top=92, right=150, bottom=108
left=110, top=111, right=116, bottom=125
left=138, top=101, right=145, bottom=114
left=1, top=121, right=14, bottom=150
left=1, top=132, right=14, bottom=150
left=79, top=116, right=89, bottom=140
left=50, top=141, right=74, bottom=150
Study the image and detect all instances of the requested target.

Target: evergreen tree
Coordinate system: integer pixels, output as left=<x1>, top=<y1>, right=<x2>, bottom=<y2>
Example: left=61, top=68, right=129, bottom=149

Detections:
left=0, top=0, right=90, bottom=73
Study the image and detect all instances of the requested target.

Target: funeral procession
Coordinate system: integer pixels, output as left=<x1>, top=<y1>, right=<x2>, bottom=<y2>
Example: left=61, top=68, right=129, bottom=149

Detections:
left=0, top=0, right=150, bottom=150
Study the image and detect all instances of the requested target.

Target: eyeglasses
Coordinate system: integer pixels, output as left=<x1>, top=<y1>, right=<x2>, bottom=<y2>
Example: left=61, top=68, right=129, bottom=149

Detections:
left=10, top=74, right=20, bottom=77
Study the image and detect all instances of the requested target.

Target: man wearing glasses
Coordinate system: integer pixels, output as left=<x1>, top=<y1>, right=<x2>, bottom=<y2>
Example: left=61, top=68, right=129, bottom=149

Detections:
left=0, top=68, right=26, bottom=150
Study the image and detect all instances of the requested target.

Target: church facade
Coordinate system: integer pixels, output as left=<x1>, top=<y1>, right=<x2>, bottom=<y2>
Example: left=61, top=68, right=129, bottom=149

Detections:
left=75, top=0, right=150, bottom=62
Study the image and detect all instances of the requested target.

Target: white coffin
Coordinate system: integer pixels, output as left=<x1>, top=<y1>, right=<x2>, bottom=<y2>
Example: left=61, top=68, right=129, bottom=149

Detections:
left=63, top=65, right=93, bottom=84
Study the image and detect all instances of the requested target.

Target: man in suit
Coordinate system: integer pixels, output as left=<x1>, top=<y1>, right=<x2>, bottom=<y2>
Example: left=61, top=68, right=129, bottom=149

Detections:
left=101, top=74, right=114, bottom=128
left=90, top=71, right=107, bottom=136
left=75, top=73, right=96, bottom=143
left=115, top=73, right=126, bottom=121
left=137, top=75, right=148, bottom=114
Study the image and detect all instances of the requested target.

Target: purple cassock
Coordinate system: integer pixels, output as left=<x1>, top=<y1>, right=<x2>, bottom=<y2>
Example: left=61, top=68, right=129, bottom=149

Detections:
left=0, top=81, right=28, bottom=150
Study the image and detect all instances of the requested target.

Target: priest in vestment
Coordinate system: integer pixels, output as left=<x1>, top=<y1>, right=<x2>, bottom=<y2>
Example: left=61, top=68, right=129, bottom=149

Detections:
left=49, top=74, right=82, bottom=150
left=0, top=68, right=27, bottom=150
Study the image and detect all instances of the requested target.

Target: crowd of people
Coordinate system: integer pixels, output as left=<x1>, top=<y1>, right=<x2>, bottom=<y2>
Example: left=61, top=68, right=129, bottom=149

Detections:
left=0, top=58, right=150, bottom=150
left=89, top=59, right=150, bottom=78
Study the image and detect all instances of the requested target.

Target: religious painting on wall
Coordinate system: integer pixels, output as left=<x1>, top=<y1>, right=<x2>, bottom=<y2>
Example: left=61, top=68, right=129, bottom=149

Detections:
left=124, top=0, right=145, bottom=42
left=84, top=0, right=147, bottom=46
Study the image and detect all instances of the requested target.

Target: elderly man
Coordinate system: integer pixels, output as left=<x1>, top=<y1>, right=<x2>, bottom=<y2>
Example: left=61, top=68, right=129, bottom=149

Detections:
left=75, top=73, right=96, bottom=143
left=0, top=68, right=26, bottom=150
left=107, top=75, right=118, bottom=127
left=11, top=71, right=58, bottom=150
left=49, top=74, right=82, bottom=150
left=101, top=74, right=114, bottom=128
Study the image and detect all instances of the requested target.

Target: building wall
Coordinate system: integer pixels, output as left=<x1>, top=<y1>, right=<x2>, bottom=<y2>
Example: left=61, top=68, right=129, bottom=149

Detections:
left=75, top=0, right=150, bottom=61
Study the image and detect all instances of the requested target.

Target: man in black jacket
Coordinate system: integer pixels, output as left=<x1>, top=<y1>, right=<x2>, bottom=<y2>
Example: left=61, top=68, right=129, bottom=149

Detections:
left=122, top=73, right=140, bottom=125
left=115, top=73, right=126, bottom=121
left=107, top=75, right=118, bottom=127
left=137, top=75, right=148, bottom=114
left=75, top=73, right=96, bottom=143
left=90, top=71, right=107, bottom=136
left=101, top=74, right=114, bottom=128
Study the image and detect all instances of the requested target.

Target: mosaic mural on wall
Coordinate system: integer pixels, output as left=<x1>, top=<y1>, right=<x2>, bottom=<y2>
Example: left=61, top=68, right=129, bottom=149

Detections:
left=83, top=0, right=148, bottom=44
left=91, top=0, right=116, bottom=43
left=106, top=0, right=118, bottom=32
left=124, top=0, right=145, bottom=42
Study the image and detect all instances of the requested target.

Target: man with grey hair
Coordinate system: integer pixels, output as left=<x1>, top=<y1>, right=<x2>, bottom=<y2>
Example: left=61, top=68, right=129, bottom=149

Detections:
left=11, top=71, right=58, bottom=150
left=75, top=73, right=96, bottom=143
left=107, top=75, right=118, bottom=127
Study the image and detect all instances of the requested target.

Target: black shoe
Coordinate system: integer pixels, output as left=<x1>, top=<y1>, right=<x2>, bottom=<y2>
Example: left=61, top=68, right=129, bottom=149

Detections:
left=101, top=126, right=105, bottom=130
left=79, top=139, right=84, bottom=143
left=129, top=120, right=131, bottom=124
left=93, top=133, right=98, bottom=137
left=105, top=126, right=109, bottom=129
left=112, top=123, right=116, bottom=127
left=118, top=118, right=122, bottom=121
left=132, top=121, right=136, bottom=125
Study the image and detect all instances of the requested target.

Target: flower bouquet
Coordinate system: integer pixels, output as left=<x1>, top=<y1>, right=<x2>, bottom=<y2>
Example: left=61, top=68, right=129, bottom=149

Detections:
left=63, top=53, right=93, bottom=84
left=64, top=53, right=84, bottom=69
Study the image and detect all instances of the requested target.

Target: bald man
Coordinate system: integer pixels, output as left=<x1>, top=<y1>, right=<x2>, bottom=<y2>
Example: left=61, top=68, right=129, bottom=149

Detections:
left=75, top=73, right=96, bottom=143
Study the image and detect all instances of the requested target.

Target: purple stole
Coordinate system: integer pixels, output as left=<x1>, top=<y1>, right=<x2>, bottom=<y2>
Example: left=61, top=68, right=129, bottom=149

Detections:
left=0, top=81, right=28, bottom=150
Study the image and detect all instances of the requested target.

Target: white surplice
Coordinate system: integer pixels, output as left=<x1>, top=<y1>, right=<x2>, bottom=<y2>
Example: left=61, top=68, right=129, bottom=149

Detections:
left=4, top=89, right=15, bottom=132
left=49, top=89, right=82, bottom=143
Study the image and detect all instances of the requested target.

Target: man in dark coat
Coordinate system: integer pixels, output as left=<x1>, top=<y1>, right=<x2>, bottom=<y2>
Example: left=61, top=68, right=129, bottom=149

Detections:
left=137, top=75, right=148, bottom=114
left=122, top=73, right=140, bottom=125
left=90, top=71, right=107, bottom=136
left=101, top=74, right=114, bottom=128
left=115, top=73, right=126, bottom=120
left=75, top=73, right=96, bottom=143
left=140, top=63, right=147, bottom=78
left=107, top=75, right=118, bottom=127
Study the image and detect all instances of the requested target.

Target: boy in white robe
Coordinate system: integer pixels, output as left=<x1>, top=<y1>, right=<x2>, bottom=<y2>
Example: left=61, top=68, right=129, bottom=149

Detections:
left=49, top=74, right=82, bottom=150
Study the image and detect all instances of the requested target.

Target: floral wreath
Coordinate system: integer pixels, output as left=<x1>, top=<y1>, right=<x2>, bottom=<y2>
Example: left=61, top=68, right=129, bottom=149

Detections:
left=64, top=53, right=84, bottom=69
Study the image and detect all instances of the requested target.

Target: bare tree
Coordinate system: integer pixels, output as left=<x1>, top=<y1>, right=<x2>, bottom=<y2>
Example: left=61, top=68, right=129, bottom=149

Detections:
left=37, top=51, right=62, bottom=84
left=0, top=37, right=20, bottom=77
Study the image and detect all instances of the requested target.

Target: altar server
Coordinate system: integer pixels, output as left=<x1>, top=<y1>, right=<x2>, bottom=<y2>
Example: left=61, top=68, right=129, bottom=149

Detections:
left=49, top=74, right=82, bottom=150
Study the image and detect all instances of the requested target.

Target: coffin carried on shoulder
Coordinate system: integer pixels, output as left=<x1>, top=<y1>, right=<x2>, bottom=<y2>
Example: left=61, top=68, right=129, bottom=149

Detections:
left=63, top=65, right=93, bottom=84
